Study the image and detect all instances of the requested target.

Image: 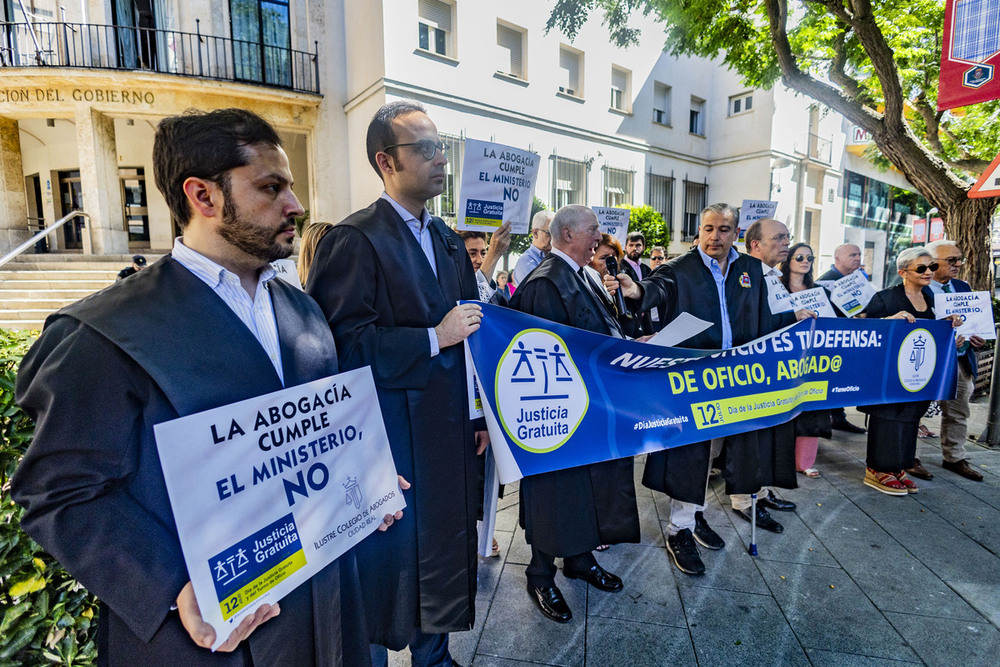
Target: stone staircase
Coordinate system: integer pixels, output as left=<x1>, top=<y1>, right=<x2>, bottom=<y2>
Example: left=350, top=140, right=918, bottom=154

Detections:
left=0, top=254, right=164, bottom=331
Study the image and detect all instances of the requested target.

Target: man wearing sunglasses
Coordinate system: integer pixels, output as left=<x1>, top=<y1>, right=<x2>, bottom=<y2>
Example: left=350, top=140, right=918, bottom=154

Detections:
left=924, top=240, right=985, bottom=482
left=307, top=100, right=485, bottom=667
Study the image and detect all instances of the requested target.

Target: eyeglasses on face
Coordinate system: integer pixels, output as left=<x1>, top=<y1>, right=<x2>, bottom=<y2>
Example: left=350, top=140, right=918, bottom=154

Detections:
left=943, top=256, right=965, bottom=265
left=383, top=139, right=447, bottom=160
left=908, top=263, right=939, bottom=274
left=650, top=255, right=665, bottom=262
left=770, top=233, right=793, bottom=242
left=793, top=254, right=815, bottom=262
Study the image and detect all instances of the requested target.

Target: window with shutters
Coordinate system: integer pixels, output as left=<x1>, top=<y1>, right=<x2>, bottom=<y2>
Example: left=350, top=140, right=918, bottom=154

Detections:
left=496, top=21, right=526, bottom=79
left=551, top=155, right=589, bottom=208
left=689, top=96, right=705, bottom=136
left=682, top=180, right=708, bottom=240
left=603, top=167, right=634, bottom=207
left=418, top=0, right=454, bottom=58
left=646, top=174, right=674, bottom=228
left=558, top=46, right=583, bottom=98
left=728, top=92, right=753, bottom=116
left=610, top=65, right=631, bottom=112
left=653, top=82, right=671, bottom=126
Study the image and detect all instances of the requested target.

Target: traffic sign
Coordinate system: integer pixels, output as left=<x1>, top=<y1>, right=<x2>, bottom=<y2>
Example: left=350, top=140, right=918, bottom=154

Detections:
left=968, top=150, right=1000, bottom=198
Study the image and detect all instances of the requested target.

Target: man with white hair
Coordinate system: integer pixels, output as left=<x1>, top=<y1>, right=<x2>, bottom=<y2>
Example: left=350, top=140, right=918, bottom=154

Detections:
left=923, top=239, right=985, bottom=481
left=510, top=205, right=638, bottom=623
left=512, top=209, right=554, bottom=285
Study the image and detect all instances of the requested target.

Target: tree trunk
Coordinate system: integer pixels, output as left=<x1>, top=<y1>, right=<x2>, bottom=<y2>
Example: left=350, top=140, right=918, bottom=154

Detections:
left=947, top=198, right=997, bottom=291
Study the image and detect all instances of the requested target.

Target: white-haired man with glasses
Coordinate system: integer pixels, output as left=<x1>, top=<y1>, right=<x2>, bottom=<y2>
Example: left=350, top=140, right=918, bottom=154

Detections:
left=923, top=239, right=984, bottom=482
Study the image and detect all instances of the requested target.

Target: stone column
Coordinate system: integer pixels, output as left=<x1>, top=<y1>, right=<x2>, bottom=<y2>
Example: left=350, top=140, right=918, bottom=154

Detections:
left=0, top=117, right=30, bottom=256
left=75, top=107, right=127, bottom=255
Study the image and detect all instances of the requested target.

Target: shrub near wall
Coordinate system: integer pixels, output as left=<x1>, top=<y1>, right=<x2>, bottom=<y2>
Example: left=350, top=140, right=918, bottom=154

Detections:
left=0, top=329, right=99, bottom=666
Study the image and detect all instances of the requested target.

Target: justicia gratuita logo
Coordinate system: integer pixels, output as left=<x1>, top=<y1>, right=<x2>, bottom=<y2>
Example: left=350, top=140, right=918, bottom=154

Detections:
left=897, top=328, right=936, bottom=392
left=495, top=329, right=588, bottom=453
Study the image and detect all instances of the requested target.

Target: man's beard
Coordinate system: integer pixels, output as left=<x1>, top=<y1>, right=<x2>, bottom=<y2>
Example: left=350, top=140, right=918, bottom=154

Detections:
left=219, top=196, right=295, bottom=263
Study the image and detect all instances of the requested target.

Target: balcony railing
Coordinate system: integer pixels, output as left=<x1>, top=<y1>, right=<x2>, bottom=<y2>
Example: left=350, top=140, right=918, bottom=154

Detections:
left=0, top=20, right=319, bottom=94
left=808, top=132, right=832, bottom=164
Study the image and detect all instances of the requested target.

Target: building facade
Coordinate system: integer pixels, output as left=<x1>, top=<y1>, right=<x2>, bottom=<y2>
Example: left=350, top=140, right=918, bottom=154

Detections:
left=1, top=0, right=928, bottom=285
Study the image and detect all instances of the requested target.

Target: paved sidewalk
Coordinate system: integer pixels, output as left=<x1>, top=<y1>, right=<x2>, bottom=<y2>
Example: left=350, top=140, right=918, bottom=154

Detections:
left=391, top=404, right=1000, bottom=666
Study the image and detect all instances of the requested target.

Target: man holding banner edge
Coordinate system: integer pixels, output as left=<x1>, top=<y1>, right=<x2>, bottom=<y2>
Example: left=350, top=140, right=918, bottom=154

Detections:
left=12, top=108, right=387, bottom=665
left=510, top=205, right=639, bottom=622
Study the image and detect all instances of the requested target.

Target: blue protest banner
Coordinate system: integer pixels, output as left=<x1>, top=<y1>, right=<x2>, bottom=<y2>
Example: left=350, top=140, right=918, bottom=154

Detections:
left=465, top=303, right=957, bottom=484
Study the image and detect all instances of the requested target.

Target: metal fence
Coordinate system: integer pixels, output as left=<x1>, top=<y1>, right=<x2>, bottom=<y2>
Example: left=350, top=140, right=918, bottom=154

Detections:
left=0, top=20, right=319, bottom=94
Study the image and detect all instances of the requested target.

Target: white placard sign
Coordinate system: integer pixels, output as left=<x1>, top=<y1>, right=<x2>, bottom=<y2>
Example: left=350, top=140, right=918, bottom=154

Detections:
left=458, top=139, right=540, bottom=234
left=765, top=274, right=795, bottom=314
left=592, top=207, right=630, bottom=246
left=935, top=291, right=997, bottom=340
left=789, top=287, right=837, bottom=318
left=739, top=199, right=778, bottom=231
left=154, top=368, right=404, bottom=650
left=828, top=269, right=876, bottom=317
left=270, top=259, right=302, bottom=290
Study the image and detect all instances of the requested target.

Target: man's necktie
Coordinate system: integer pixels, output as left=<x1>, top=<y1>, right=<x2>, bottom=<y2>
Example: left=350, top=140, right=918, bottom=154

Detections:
left=942, top=282, right=953, bottom=293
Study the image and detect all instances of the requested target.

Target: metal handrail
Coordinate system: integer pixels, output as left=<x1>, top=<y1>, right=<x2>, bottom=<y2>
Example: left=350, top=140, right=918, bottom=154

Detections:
left=0, top=211, right=89, bottom=268
left=0, top=20, right=320, bottom=94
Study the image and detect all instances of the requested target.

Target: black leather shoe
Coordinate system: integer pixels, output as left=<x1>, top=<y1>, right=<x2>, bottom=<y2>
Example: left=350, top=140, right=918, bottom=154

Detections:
left=563, top=564, right=623, bottom=592
left=526, top=583, right=572, bottom=623
left=693, top=511, right=725, bottom=550
left=832, top=419, right=866, bottom=434
left=760, top=496, right=796, bottom=512
left=733, top=506, right=784, bottom=533
left=666, top=529, right=705, bottom=575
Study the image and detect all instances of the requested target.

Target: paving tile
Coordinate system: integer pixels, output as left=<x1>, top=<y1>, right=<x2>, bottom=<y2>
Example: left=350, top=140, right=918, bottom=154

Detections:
left=584, top=543, right=685, bottom=627
left=723, top=502, right=840, bottom=568
left=682, top=587, right=808, bottom=666
left=507, top=526, right=531, bottom=566
left=804, top=647, right=920, bottom=666
left=476, top=566, right=587, bottom=666
left=672, top=525, right=770, bottom=596
left=756, top=561, right=919, bottom=662
left=473, top=657, right=554, bottom=667
left=585, top=616, right=695, bottom=666
left=884, top=611, right=1000, bottom=667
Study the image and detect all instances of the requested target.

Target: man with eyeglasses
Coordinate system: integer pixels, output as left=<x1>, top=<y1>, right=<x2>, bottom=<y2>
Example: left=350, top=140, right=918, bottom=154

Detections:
left=923, top=240, right=985, bottom=482
left=513, top=209, right=555, bottom=285
left=307, top=100, right=485, bottom=667
left=607, top=203, right=771, bottom=577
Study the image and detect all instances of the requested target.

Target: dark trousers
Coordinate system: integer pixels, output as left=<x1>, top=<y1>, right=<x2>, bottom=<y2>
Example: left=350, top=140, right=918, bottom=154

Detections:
left=865, top=416, right=919, bottom=472
left=369, top=630, right=453, bottom=667
left=526, top=547, right=598, bottom=588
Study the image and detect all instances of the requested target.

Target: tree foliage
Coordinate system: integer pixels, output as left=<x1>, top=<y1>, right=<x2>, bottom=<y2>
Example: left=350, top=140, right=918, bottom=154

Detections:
left=548, top=0, right=1000, bottom=289
left=627, top=205, right=670, bottom=250
left=1, top=329, right=99, bottom=666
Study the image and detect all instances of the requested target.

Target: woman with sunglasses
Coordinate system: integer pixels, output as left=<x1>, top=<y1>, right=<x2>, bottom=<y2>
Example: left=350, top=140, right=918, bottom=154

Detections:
left=856, top=247, right=956, bottom=495
left=778, top=243, right=832, bottom=479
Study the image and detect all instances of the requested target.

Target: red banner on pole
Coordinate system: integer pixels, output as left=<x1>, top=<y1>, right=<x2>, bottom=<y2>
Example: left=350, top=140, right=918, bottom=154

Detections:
left=939, top=0, right=1000, bottom=111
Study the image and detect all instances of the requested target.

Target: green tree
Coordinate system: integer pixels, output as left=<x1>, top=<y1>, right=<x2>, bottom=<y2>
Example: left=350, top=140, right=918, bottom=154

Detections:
left=627, top=205, right=670, bottom=251
left=548, top=0, right=1000, bottom=289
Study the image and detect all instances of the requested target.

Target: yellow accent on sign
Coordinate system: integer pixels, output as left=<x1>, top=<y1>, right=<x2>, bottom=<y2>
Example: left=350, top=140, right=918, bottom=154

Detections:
left=218, top=550, right=306, bottom=621
left=464, top=217, right=502, bottom=228
left=689, top=382, right=828, bottom=429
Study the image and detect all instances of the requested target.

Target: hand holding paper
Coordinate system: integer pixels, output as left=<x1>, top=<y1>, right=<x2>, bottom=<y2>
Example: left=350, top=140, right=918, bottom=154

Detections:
left=177, top=581, right=280, bottom=652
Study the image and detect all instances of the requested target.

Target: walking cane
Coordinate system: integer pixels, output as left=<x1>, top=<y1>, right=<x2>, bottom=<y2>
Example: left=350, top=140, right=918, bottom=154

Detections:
left=749, top=492, right=758, bottom=556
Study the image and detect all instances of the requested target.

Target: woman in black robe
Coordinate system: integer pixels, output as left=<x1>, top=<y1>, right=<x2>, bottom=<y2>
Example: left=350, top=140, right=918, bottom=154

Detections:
left=858, top=247, right=958, bottom=495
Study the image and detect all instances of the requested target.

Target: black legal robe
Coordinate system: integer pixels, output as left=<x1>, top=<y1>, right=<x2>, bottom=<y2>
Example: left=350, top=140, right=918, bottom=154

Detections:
left=510, top=253, right=640, bottom=557
left=13, top=257, right=369, bottom=666
left=307, top=198, right=480, bottom=648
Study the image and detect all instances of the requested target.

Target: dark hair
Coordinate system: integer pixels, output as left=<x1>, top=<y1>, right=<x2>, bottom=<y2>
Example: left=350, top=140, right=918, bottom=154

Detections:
left=626, top=231, right=645, bottom=244
left=153, top=108, right=281, bottom=229
left=458, top=230, right=487, bottom=242
left=366, top=100, right=427, bottom=179
left=780, top=242, right=815, bottom=291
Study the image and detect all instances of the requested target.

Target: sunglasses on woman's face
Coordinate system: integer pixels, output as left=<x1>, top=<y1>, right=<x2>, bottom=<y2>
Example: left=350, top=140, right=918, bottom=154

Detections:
left=793, top=254, right=814, bottom=262
left=909, top=263, right=940, bottom=274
